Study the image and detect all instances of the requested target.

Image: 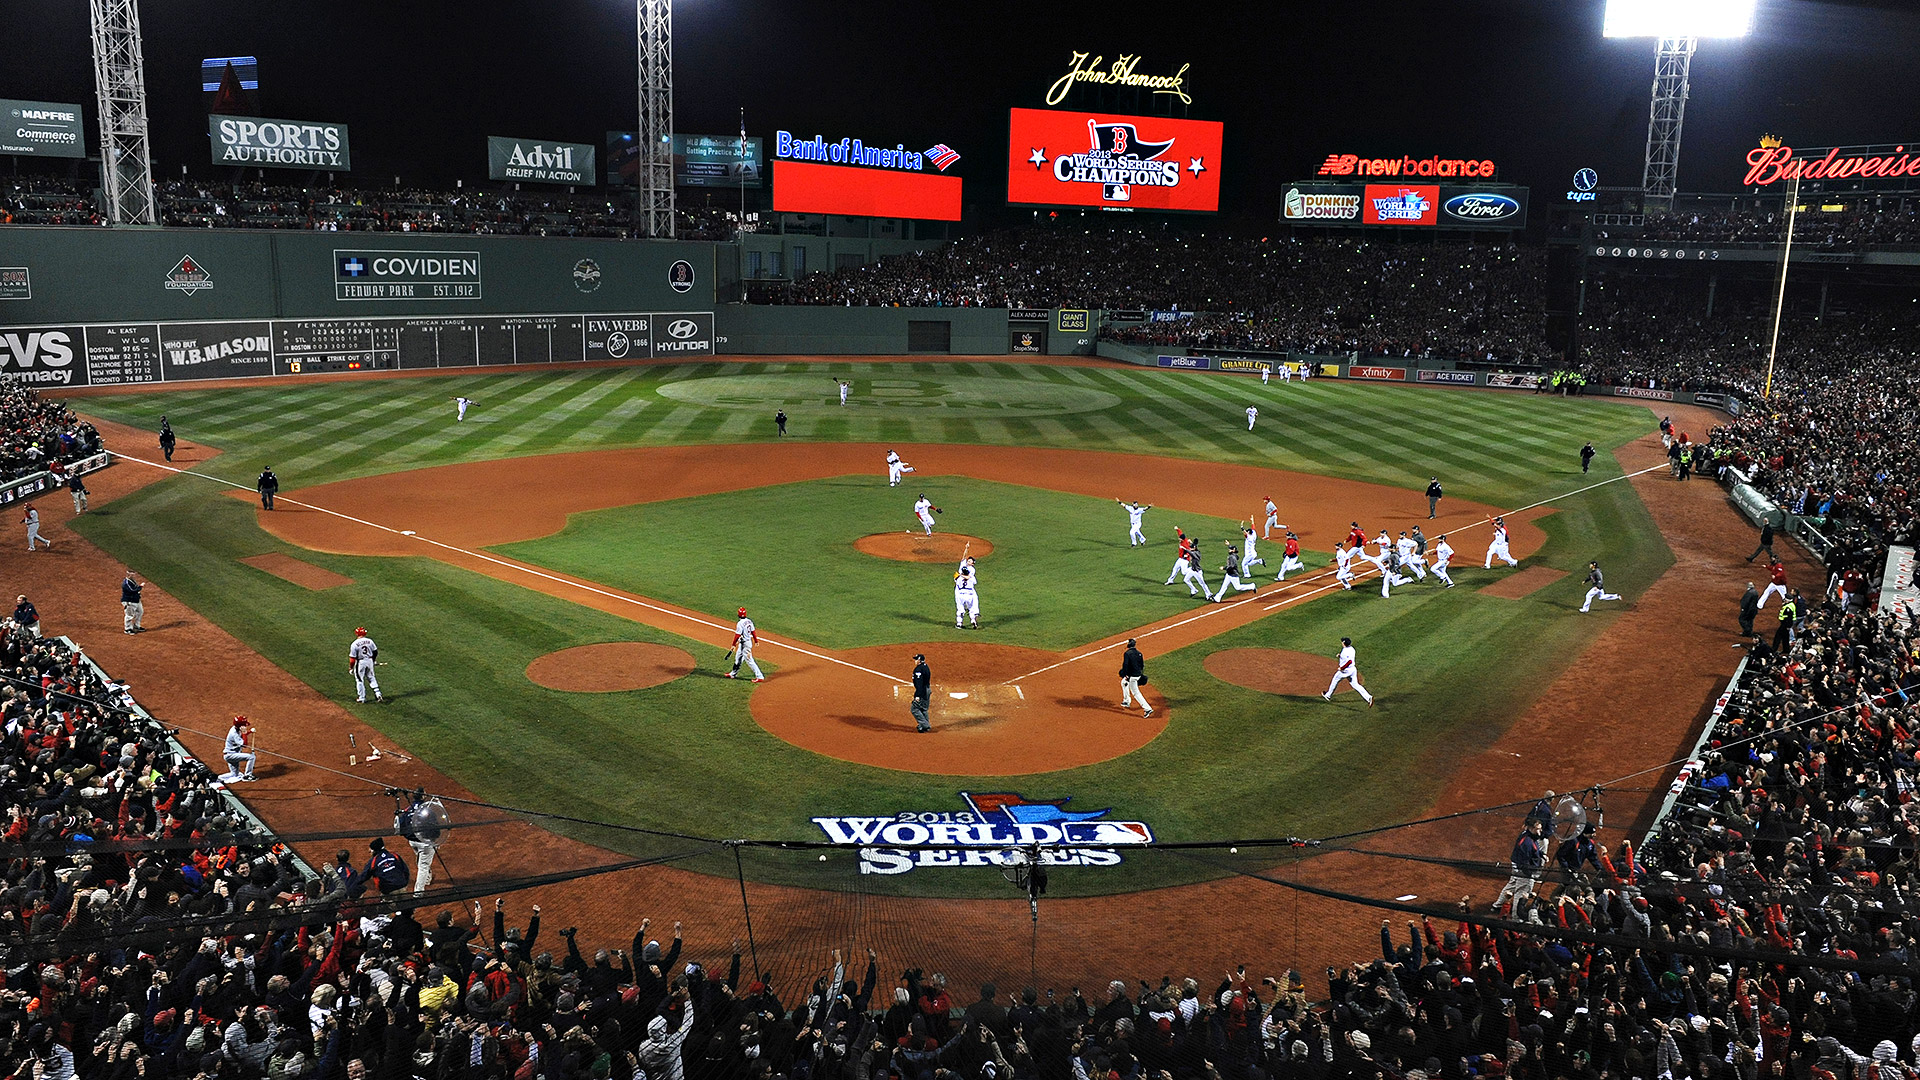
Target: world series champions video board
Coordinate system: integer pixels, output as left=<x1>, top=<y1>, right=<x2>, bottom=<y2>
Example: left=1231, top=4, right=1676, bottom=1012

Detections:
left=1007, top=108, right=1222, bottom=213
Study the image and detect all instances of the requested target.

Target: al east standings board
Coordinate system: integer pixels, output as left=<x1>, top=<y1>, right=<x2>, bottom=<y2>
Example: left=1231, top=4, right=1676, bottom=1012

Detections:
left=1008, top=108, right=1222, bottom=212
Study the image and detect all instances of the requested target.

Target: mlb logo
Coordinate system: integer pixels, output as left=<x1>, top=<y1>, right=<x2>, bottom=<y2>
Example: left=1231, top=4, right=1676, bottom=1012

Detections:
left=1102, top=183, right=1131, bottom=202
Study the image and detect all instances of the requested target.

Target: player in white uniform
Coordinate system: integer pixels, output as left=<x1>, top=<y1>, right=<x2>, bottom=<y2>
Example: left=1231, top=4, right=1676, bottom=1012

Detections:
left=1213, top=542, right=1256, bottom=602
left=1260, top=365, right=1271, bottom=386
left=220, top=716, right=256, bottom=783
left=1241, top=526, right=1264, bottom=570
left=836, top=379, right=851, bottom=405
left=1246, top=405, right=1258, bottom=431
left=348, top=627, right=384, bottom=703
left=1430, top=535, right=1457, bottom=587
left=1118, top=500, right=1152, bottom=546
left=1485, top=516, right=1519, bottom=567
left=954, top=566, right=981, bottom=628
left=885, top=450, right=915, bottom=487
left=729, top=607, right=766, bottom=681
left=1367, top=531, right=1404, bottom=595
left=1278, top=362, right=1292, bottom=383
left=1333, top=542, right=1357, bottom=590
left=1262, top=497, right=1280, bottom=538
left=1178, top=548, right=1210, bottom=598
left=1395, top=532, right=1428, bottom=581
left=22, top=506, right=49, bottom=551
left=912, top=495, right=941, bottom=535
left=1579, top=561, right=1622, bottom=612
left=1324, top=637, right=1374, bottom=706
left=453, top=396, right=475, bottom=421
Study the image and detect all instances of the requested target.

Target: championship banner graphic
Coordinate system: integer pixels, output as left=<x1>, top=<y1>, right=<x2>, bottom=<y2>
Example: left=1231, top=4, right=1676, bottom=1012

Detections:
left=811, top=791, right=1154, bottom=875
left=1008, top=108, right=1222, bottom=213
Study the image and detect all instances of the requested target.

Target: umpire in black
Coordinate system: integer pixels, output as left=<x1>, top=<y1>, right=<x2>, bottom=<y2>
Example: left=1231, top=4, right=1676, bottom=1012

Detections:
left=910, top=653, right=931, bottom=733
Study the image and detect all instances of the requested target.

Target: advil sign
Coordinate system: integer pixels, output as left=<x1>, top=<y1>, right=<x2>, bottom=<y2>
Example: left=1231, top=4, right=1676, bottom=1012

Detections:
left=487, top=136, right=596, bottom=185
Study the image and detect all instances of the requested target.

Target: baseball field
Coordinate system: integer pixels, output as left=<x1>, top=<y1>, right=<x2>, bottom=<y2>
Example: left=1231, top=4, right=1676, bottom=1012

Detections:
left=53, top=357, right=1699, bottom=912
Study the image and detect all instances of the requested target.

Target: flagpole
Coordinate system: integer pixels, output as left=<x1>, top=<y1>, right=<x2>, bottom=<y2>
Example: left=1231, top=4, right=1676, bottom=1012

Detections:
left=738, top=108, right=746, bottom=234
left=1761, top=174, right=1800, bottom=401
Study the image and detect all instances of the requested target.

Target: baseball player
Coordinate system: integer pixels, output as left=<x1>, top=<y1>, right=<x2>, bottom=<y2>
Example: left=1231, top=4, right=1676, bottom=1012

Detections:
left=348, top=627, right=384, bottom=703
left=885, top=450, right=915, bottom=487
left=453, top=396, right=475, bottom=421
left=1278, top=362, right=1292, bottom=383
left=1323, top=637, right=1374, bottom=706
left=954, top=565, right=981, bottom=629
left=68, top=472, right=87, bottom=515
left=1276, top=530, right=1305, bottom=581
left=121, top=569, right=145, bottom=633
left=1241, top=525, right=1264, bottom=569
left=912, top=494, right=941, bottom=535
left=1164, top=529, right=1194, bottom=585
left=1333, top=542, right=1357, bottom=590
left=22, top=506, right=49, bottom=551
left=1579, top=560, right=1622, bottom=612
left=1118, top=499, right=1152, bottom=546
left=1758, top=558, right=1789, bottom=608
left=1395, top=531, right=1428, bottom=581
left=220, top=716, right=256, bottom=783
left=835, top=379, right=851, bottom=406
left=1260, top=365, right=1271, bottom=386
left=1245, top=405, right=1258, bottom=431
left=1430, top=534, right=1457, bottom=587
left=1345, top=521, right=1367, bottom=550
left=729, top=607, right=766, bottom=681
left=1213, top=542, right=1256, bottom=602
left=1369, top=530, right=1406, bottom=595
left=1178, top=546, right=1210, bottom=598
left=957, top=554, right=976, bottom=581
left=1263, top=497, right=1281, bottom=538
left=1484, top=516, right=1519, bottom=568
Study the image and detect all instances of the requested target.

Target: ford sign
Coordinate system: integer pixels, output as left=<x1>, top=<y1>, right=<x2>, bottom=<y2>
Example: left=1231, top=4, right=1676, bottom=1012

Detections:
left=1442, top=192, right=1521, bottom=222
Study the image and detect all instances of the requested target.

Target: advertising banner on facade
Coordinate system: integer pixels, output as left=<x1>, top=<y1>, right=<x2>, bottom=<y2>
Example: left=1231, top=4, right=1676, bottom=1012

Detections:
left=1347, top=364, right=1408, bottom=381
left=1008, top=108, right=1222, bottom=213
left=0, top=99, right=85, bottom=158
left=771, top=131, right=964, bottom=221
left=0, top=325, right=87, bottom=387
left=1486, top=372, right=1542, bottom=389
left=158, top=322, right=274, bottom=381
left=1284, top=183, right=1527, bottom=229
left=676, top=134, right=762, bottom=187
left=1880, top=545, right=1917, bottom=628
left=334, top=250, right=481, bottom=302
left=209, top=115, right=351, bottom=170
left=1156, top=354, right=1209, bottom=369
left=487, top=136, right=596, bottom=185
left=1417, top=369, right=1478, bottom=384
left=1610, top=386, right=1676, bottom=401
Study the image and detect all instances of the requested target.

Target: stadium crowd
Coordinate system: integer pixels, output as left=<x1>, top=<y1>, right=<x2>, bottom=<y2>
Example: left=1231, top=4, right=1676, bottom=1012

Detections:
left=0, top=179, right=744, bottom=240
left=1636, top=204, right=1920, bottom=249
left=0, top=385, right=104, bottom=482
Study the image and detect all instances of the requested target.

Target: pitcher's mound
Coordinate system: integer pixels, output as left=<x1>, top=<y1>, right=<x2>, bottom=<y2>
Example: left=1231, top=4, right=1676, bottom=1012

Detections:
left=527, top=642, right=696, bottom=693
left=855, top=533, right=993, bottom=563
left=1205, top=648, right=1335, bottom=698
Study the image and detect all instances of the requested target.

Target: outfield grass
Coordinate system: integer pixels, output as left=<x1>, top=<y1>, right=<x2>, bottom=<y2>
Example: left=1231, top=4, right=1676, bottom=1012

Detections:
left=70, top=362, right=1664, bottom=895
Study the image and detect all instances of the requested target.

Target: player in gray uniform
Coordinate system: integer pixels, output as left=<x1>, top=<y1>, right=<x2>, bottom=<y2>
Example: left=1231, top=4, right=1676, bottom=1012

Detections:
left=349, top=627, right=384, bottom=703
left=1178, top=547, right=1210, bottom=598
left=729, top=607, right=766, bottom=681
left=1579, top=561, right=1622, bottom=612
left=1395, top=531, right=1427, bottom=581
left=1213, top=542, right=1257, bottom=602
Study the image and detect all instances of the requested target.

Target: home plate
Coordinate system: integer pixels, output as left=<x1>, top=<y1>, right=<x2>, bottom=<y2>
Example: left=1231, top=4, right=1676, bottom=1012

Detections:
left=949, top=692, right=968, bottom=699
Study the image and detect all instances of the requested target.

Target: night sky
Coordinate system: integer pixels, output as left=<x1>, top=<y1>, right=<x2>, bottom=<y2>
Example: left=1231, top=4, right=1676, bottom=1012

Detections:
left=5, top=0, right=1920, bottom=225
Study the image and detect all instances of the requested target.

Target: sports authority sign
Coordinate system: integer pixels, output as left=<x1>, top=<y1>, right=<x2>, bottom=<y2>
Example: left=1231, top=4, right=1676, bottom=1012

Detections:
left=210, top=116, right=351, bottom=170
left=1008, top=108, right=1223, bottom=213
left=334, top=250, right=481, bottom=301
left=487, top=136, right=596, bottom=185
left=811, top=792, right=1153, bottom=875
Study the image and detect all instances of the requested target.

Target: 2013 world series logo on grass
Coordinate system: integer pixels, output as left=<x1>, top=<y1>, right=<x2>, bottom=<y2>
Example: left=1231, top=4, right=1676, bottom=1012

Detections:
left=812, top=792, right=1154, bottom=875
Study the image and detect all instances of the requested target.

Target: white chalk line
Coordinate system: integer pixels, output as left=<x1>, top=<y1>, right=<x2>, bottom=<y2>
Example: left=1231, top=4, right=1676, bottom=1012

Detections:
left=1005, top=459, right=1675, bottom=684
left=107, top=452, right=907, bottom=686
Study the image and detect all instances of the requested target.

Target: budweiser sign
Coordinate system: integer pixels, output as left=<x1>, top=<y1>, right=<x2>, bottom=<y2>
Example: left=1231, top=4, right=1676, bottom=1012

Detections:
left=1745, top=143, right=1920, bottom=187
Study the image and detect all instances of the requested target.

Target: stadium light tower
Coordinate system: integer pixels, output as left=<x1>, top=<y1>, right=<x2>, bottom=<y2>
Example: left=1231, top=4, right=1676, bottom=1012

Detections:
left=1604, top=0, right=1756, bottom=211
left=89, top=0, right=158, bottom=225
left=636, top=0, right=675, bottom=238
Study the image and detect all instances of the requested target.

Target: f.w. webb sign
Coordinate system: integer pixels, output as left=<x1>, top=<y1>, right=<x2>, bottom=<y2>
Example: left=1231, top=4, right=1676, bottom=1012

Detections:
left=210, top=116, right=351, bottom=170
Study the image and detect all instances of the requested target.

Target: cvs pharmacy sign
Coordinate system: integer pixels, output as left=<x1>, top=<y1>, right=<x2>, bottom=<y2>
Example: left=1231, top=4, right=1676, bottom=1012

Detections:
left=0, top=327, right=84, bottom=386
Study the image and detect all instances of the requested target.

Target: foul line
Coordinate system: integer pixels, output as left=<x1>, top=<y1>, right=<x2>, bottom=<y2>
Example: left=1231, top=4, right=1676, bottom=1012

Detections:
left=107, top=452, right=906, bottom=686
left=1005, top=460, right=1675, bottom=684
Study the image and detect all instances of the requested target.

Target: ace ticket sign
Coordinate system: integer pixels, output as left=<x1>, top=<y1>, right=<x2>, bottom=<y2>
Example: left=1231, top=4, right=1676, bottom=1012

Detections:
left=1008, top=108, right=1222, bottom=213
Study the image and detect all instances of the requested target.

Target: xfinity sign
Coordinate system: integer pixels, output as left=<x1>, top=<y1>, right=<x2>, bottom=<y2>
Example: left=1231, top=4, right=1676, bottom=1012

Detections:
left=333, top=249, right=481, bottom=301
left=487, top=136, right=596, bottom=185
